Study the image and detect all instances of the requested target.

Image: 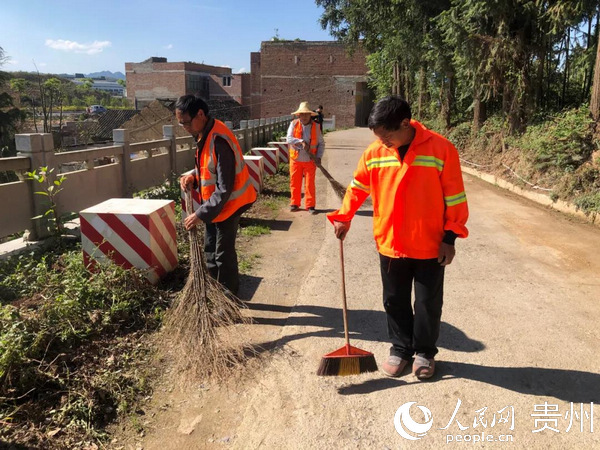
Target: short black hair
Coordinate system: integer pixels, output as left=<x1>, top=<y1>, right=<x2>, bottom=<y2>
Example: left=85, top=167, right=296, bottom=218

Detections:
left=175, top=95, right=209, bottom=118
left=367, top=96, right=411, bottom=131
left=318, top=105, right=323, bottom=109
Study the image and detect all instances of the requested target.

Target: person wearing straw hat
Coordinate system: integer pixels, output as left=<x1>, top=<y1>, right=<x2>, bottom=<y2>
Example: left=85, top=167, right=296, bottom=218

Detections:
left=286, top=101, right=325, bottom=215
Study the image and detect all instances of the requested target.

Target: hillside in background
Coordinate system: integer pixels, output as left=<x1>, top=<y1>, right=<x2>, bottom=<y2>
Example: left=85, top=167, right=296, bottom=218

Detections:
left=86, top=70, right=125, bottom=80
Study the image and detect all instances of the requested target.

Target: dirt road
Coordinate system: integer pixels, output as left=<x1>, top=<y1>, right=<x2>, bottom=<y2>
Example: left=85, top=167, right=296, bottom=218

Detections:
left=120, top=128, right=600, bottom=449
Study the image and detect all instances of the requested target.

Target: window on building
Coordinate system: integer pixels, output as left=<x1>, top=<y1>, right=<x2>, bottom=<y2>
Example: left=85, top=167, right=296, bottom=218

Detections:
left=222, top=76, right=232, bottom=87
left=187, top=74, right=209, bottom=97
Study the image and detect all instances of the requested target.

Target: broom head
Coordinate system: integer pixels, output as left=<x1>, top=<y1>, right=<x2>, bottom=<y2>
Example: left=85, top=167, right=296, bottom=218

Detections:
left=317, top=344, right=378, bottom=376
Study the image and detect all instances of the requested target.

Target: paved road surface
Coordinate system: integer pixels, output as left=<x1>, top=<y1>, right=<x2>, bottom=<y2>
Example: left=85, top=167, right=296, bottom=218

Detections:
left=131, top=127, right=600, bottom=450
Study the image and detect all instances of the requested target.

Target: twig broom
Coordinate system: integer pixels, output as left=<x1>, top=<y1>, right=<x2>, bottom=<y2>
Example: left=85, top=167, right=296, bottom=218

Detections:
left=317, top=239, right=377, bottom=376
left=164, top=191, right=249, bottom=380
left=301, top=145, right=347, bottom=200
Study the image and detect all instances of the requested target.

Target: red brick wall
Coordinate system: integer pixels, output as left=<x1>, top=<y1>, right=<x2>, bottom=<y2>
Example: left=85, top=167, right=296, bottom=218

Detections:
left=240, top=73, right=252, bottom=106
left=126, top=60, right=234, bottom=108
left=250, top=52, right=262, bottom=119
left=126, top=61, right=187, bottom=108
left=251, top=41, right=370, bottom=127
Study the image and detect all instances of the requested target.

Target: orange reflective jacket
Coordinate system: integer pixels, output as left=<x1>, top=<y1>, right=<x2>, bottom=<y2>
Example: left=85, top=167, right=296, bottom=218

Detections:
left=195, top=120, right=256, bottom=222
left=327, top=120, right=468, bottom=259
left=289, top=119, right=318, bottom=160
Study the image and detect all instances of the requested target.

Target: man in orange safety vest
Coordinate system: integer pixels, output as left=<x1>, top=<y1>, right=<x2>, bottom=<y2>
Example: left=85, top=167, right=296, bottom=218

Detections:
left=328, top=96, right=469, bottom=380
left=178, top=95, right=256, bottom=297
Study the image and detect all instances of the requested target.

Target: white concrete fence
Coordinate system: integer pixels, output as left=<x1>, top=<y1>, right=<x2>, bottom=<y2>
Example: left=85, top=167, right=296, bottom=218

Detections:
left=0, top=116, right=293, bottom=241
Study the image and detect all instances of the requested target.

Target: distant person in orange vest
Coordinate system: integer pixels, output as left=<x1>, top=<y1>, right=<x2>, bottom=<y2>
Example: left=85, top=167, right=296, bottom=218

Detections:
left=287, top=101, right=325, bottom=215
left=327, top=96, right=469, bottom=380
left=178, top=95, right=256, bottom=296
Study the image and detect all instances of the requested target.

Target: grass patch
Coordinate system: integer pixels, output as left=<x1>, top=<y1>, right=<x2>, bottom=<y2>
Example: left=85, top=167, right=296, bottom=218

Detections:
left=0, top=166, right=290, bottom=447
left=240, top=224, right=271, bottom=237
left=0, top=239, right=174, bottom=448
left=239, top=253, right=261, bottom=274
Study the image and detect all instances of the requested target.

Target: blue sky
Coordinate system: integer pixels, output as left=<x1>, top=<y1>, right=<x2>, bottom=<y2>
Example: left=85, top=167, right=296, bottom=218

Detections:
left=1, top=0, right=333, bottom=75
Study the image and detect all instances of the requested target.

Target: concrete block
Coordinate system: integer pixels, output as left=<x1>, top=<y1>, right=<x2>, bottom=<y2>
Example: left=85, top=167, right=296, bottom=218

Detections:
left=243, top=155, right=264, bottom=193
left=251, top=147, right=279, bottom=175
left=267, top=141, right=290, bottom=163
left=80, top=198, right=177, bottom=284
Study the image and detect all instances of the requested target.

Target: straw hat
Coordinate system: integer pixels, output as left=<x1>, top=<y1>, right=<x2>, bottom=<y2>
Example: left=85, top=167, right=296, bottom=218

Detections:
left=292, top=101, right=318, bottom=116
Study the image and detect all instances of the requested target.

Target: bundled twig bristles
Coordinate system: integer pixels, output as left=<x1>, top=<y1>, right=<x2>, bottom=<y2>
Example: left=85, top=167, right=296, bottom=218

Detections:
left=304, top=151, right=347, bottom=200
left=315, top=161, right=347, bottom=200
left=164, top=192, right=250, bottom=381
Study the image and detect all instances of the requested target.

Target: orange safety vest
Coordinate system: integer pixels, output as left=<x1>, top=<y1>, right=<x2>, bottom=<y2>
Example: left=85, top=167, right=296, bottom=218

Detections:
left=195, top=120, right=256, bottom=222
left=327, top=120, right=469, bottom=259
left=289, top=119, right=318, bottom=160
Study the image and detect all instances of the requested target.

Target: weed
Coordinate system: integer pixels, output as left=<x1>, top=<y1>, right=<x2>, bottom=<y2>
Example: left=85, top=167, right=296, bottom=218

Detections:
left=25, top=166, right=67, bottom=235
left=574, top=192, right=600, bottom=218
left=240, top=224, right=271, bottom=237
left=0, top=240, right=168, bottom=448
left=239, top=253, right=261, bottom=274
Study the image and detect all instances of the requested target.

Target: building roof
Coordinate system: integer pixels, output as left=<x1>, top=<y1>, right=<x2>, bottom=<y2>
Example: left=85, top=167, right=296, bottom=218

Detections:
left=88, top=110, right=140, bottom=141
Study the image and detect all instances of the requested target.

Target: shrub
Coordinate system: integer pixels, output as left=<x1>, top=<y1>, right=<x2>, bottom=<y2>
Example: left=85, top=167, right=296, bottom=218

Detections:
left=514, top=107, right=594, bottom=173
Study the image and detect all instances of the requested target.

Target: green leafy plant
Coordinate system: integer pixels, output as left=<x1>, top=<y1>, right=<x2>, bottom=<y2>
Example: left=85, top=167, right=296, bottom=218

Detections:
left=25, top=166, right=67, bottom=235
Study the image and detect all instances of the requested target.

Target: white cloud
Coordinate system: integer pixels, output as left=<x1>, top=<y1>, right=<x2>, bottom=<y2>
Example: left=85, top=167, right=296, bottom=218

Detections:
left=7, top=59, right=19, bottom=65
left=45, top=39, right=111, bottom=55
left=163, top=44, right=173, bottom=50
left=237, top=67, right=247, bottom=73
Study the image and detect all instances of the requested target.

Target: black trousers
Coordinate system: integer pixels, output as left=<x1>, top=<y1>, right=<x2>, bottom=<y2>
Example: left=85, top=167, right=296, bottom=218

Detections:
left=204, top=212, right=242, bottom=295
left=379, top=254, right=445, bottom=360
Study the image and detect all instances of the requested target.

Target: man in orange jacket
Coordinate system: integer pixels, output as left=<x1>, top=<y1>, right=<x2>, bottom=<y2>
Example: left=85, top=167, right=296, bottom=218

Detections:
left=327, top=96, right=468, bottom=379
left=178, top=95, right=256, bottom=296
left=286, top=101, right=325, bottom=215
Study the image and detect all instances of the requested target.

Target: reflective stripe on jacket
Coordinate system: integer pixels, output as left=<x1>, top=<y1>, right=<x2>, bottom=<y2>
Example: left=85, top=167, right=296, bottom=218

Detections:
left=195, top=120, right=256, bottom=222
left=327, top=120, right=469, bottom=259
left=289, top=119, right=318, bottom=160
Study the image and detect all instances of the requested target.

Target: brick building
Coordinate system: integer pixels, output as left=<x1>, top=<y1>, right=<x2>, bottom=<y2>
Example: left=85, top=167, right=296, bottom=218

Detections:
left=125, top=41, right=373, bottom=129
left=125, top=57, right=250, bottom=109
left=250, top=41, right=374, bottom=128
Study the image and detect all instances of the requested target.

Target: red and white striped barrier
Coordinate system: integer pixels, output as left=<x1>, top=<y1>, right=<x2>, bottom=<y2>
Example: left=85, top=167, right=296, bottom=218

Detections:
left=80, top=198, right=178, bottom=284
left=268, top=141, right=289, bottom=163
left=243, top=155, right=264, bottom=193
left=251, top=147, right=279, bottom=176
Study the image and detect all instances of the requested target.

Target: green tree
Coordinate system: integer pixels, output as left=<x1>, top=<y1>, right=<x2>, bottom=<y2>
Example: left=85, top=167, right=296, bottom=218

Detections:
left=9, top=78, right=26, bottom=108
left=0, top=47, right=24, bottom=159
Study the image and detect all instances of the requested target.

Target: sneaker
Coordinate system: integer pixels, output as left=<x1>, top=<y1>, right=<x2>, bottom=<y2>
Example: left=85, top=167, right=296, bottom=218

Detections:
left=381, top=355, right=410, bottom=377
left=308, top=207, right=317, bottom=215
left=289, top=205, right=300, bottom=212
left=413, top=356, right=435, bottom=379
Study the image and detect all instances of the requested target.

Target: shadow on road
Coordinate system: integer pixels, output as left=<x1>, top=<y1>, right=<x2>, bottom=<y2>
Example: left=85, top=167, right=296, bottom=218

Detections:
left=242, top=302, right=598, bottom=404
left=246, top=303, right=483, bottom=353
left=239, top=217, right=293, bottom=232
left=337, top=362, right=600, bottom=403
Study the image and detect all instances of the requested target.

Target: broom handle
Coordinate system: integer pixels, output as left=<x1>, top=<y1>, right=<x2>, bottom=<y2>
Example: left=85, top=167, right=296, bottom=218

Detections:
left=302, top=144, right=340, bottom=185
left=339, top=239, right=350, bottom=348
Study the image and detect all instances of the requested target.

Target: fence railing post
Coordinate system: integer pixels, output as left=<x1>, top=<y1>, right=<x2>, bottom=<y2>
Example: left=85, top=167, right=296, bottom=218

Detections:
left=163, top=125, right=177, bottom=180
left=16, top=133, right=55, bottom=240
left=113, top=129, right=132, bottom=197
left=239, top=120, right=249, bottom=153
